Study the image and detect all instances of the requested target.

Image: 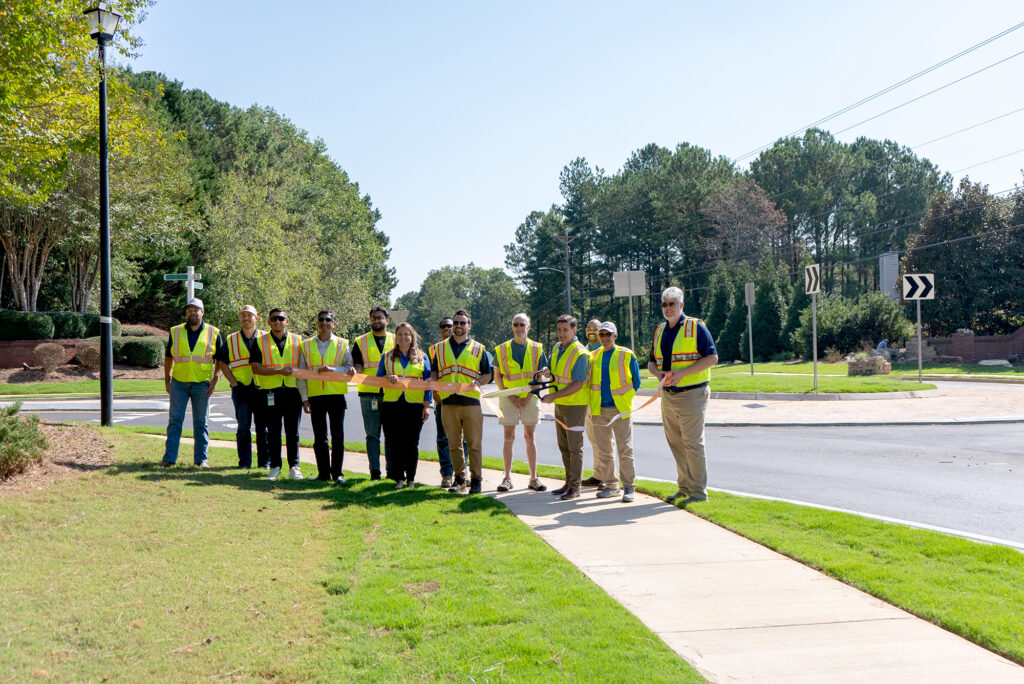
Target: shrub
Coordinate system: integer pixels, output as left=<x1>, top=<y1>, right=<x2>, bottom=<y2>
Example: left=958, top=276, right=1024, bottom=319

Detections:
left=33, top=342, right=68, bottom=375
left=45, top=311, right=88, bottom=339
left=824, top=346, right=844, bottom=364
left=122, top=337, right=165, bottom=368
left=76, top=341, right=101, bottom=370
left=83, top=314, right=122, bottom=338
left=790, top=292, right=914, bottom=359
left=0, top=309, right=54, bottom=340
left=122, top=323, right=166, bottom=338
left=84, top=336, right=124, bottom=362
left=0, top=403, right=49, bottom=480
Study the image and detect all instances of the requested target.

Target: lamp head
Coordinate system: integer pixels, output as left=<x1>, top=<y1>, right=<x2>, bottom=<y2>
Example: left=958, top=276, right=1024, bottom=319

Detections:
left=83, top=3, right=123, bottom=41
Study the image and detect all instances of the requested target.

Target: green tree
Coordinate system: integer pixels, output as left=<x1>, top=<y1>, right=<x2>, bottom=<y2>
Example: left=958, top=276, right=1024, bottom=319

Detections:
left=741, top=250, right=787, bottom=361
left=717, top=264, right=753, bottom=362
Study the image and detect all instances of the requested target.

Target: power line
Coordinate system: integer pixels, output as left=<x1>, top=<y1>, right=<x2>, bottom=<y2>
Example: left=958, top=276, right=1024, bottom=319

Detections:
left=731, top=20, right=1024, bottom=163
left=912, top=105, right=1024, bottom=149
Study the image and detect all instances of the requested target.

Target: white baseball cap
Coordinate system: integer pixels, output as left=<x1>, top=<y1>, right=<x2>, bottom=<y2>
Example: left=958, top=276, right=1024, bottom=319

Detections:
left=186, top=297, right=204, bottom=311
left=599, top=321, right=617, bottom=335
left=239, top=305, right=258, bottom=316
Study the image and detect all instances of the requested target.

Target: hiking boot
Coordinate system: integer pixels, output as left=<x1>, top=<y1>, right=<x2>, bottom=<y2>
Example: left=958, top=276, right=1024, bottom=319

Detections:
left=528, top=478, right=547, bottom=492
left=596, top=487, right=621, bottom=499
left=622, top=486, right=635, bottom=503
left=497, top=476, right=513, bottom=492
left=468, top=478, right=482, bottom=495
left=448, top=475, right=466, bottom=493
left=440, top=475, right=453, bottom=489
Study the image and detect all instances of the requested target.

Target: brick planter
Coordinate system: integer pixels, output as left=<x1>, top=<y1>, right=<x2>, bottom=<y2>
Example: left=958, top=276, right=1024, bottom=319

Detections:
left=848, top=356, right=892, bottom=376
left=0, top=339, right=85, bottom=369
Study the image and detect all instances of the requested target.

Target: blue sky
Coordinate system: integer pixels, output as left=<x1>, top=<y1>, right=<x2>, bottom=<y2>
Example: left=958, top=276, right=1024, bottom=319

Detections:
left=126, top=1, right=1024, bottom=296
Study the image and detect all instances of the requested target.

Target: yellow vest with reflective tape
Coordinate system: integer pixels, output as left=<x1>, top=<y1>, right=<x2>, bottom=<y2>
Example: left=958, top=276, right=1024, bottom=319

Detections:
left=381, top=353, right=426, bottom=403
left=551, top=339, right=590, bottom=406
left=226, top=329, right=262, bottom=386
left=355, top=332, right=394, bottom=394
left=494, top=338, right=543, bottom=398
left=254, top=332, right=302, bottom=390
left=589, top=345, right=637, bottom=415
left=433, top=338, right=485, bottom=400
left=170, top=323, right=220, bottom=383
left=653, top=318, right=711, bottom=387
left=304, top=335, right=349, bottom=397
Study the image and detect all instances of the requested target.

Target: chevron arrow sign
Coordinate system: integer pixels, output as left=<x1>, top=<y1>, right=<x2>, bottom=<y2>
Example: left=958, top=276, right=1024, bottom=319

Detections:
left=902, top=273, right=935, bottom=300
left=804, top=264, right=821, bottom=295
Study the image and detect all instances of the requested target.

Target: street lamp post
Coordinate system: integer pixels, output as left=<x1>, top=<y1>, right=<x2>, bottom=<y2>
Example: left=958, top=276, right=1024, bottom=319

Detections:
left=83, top=3, right=122, bottom=428
left=538, top=266, right=571, bottom=315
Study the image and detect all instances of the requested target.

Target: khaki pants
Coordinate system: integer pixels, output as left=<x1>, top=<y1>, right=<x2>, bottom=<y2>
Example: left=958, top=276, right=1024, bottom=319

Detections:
left=554, top=404, right=588, bottom=488
left=584, top=413, right=610, bottom=481
left=441, top=403, right=483, bottom=481
left=660, top=385, right=709, bottom=499
left=591, top=406, right=635, bottom=488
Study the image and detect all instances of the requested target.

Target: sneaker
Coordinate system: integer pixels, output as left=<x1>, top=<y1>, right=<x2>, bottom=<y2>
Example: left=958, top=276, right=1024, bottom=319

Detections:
left=622, top=486, right=635, bottom=503
left=268, top=467, right=281, bottom=481
left=158, top=460, right=174, bottom=468
left=581, top=476, right=602, bottom=486
left=497, top=476, right=513, bottom=492
left=468, top=478, right=482, bottom=495
left=335, top=476, right=346, bottom=485
left=596, top=487, right=621, bottom=499
left=406, top=480, right=415, bottom=489
left=370, top=470, right=381, bottom=481
left=528, top=478, right=547, bottom=492
left=448, top=475, right=466, bottom=493
left=678, top=495, right=708, bottom=507
left=666, top=489, right=688, bottom=504
left=196, top=461, right=210, bottom=469
left=440, top=476, right=453, bottom=489
left=394, top=480, right=406, bottom=490
left=289, top=466, right=303, bottom=480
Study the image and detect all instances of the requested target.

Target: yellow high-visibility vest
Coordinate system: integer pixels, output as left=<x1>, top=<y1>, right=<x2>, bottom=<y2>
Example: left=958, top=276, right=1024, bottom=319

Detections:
left=226, top=329, right=262, bottom=386
left=355, top=332, right=394, bottom=394
left=254, top=332, right=302, bottom=390
left=170, top=323, right=220, bottom=383
left=494, top=338, right=543, bottom=398
left=433, top=338, right=485, bottom=400
left=303, top=335, right=350, bottom=397
left=653, top=318, right=711, bottom=387
left=381, top=353, right=426, bottom=403
left=550, top=339, right=590, bottom=406
left=588, top=345, right=637, bottom=415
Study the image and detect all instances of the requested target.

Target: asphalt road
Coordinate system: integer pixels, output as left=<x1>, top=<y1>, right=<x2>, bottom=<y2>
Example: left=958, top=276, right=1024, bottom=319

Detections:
left=14, top=395, right=1024, bottom=550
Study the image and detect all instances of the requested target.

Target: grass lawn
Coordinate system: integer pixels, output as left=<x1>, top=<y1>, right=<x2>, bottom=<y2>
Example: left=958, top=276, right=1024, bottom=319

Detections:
left=890, top=362, right=1024, bottom=378
left=0, top=377, right=233, bottom=397
left=0, top=428, right=700, bottom=682
left=638, top=363, right=935, bottom=393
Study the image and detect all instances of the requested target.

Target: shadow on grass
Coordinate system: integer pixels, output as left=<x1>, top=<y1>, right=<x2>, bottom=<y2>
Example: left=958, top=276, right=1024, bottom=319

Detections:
left=105, top=460, right=510, bottom=516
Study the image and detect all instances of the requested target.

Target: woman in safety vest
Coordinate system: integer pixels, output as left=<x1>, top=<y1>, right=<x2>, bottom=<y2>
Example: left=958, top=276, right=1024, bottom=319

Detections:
left=377, top=322, right=432, bottom=489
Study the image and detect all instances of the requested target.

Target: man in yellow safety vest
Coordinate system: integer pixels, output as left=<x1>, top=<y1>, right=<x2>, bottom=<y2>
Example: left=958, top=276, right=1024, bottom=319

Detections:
left=224, top=304, right=269, bottom=469
left=581, top=318, right=605, bottom=489
left=352, top=305, right=395, bottom=480
left=648, top=286, right=718, bottom=506
left=251, top=307, right=305, bottom=481
left=588, top=321, right=642, bottom=503
left=159, top=297, right=227, bottom=468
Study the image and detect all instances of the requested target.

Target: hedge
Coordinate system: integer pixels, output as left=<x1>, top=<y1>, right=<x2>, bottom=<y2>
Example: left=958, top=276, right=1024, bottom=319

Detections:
left=43, top=311, right=88, bottom=339
left=122, top=324, right=166, bottom=338
left=84, top=313, right=122, bottom=338
left=0, top=309, right=54, bottom=341
left=84, top=336, right=124, bottom=362
left=122, top=338, right=165, bottom=368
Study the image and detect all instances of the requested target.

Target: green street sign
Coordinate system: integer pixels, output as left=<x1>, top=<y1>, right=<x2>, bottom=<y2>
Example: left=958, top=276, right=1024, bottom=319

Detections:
left=193, top=282, right=203, bottom=290
left=164, top=274, right=187, bottom=280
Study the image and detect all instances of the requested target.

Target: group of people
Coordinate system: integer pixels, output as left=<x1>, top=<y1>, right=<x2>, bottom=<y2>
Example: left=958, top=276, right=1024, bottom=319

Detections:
left=159, top=286, right=718, bottom=507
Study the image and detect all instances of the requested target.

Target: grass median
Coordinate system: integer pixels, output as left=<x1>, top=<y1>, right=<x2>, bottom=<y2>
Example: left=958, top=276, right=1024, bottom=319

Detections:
left=0, top=428, right=699, bottom=682
left=0, top=377, right=233, bottom=398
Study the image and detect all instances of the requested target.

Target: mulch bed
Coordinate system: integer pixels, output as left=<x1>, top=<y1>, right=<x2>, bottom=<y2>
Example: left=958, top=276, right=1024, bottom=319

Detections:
left=0, top=422, right=115, bottom=496
left=0, top=364, right=163, bottom=385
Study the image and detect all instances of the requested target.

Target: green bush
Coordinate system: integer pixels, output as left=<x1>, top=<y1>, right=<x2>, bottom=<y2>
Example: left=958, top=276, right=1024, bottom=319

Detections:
left=121, top=324, right=166, bottom=337
left=84, top=335, right=124, bottom=362
left=44, top=311, right=88, bottom=339
left=0, top=309, right=55, bottom=340
left=791, top=292, right=914, bottom=358
left=122, top=337, right=165, bottom=368
left=0, top=403, right=48, bottom=480
left=75, top=341, right=100, bottom=370
left=33, top=342, right=68, bottom=374
left=83, top=314, right=122, bottom=338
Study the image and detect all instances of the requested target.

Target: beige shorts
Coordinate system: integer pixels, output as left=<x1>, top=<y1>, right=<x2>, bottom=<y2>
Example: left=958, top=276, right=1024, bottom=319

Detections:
left=498, top=394, right=540, bottom=426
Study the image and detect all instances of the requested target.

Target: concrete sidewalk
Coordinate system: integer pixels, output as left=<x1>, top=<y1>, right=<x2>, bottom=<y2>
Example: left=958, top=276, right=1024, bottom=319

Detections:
left=164, top=436, right=1023, bottom=682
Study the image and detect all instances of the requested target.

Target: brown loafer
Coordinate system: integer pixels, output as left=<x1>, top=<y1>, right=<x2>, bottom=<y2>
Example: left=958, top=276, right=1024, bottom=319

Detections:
left=559, top=488, right=580, bottom=500
left=551, top=483, right=569, bottom=496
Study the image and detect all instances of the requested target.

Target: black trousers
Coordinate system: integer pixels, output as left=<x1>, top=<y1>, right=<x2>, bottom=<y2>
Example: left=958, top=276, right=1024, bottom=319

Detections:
left=263, top=386, right=302, bottom=470
left=308, top=394, right=346, bottom=480
left=381, top=398, right=424, bottom=482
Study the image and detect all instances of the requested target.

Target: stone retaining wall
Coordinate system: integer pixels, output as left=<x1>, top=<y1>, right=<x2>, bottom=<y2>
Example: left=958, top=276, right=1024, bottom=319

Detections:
left=0, top=340, right=84, bottom=368
left=928, top=327, right=1024, bottom=362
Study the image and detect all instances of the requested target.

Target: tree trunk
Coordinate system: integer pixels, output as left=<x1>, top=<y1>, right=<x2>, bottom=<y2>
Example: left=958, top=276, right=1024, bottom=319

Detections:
left=0, top=205, right=57, bottom=312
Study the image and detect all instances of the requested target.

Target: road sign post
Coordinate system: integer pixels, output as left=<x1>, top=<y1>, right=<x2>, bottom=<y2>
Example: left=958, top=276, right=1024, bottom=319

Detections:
left=613, top=270, right=646, bottom=352
left=902, top=273, right=935, bottom=383
left=805, top=264, right=821, bottom=390
left=744, top=281, right=755, bottom=375
left=164, top=265, right=202, bottom=301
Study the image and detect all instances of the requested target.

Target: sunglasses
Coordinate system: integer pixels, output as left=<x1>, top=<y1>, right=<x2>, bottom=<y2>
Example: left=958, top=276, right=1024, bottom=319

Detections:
left=318, top=317, right=334, bottom=323
left=512, top=322, right=527, bottom=327
left=439, top=323, right=453, bottom=329
left=453, top=321, right=468, bottom=326
left=598, top=331, right=613, bottom=337
left=661, top=301, right=679, bottom=307
left=269, top=315, right=287, bottom=322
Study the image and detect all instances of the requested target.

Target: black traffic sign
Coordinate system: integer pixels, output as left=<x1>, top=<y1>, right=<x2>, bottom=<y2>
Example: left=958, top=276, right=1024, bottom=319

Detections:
left=902, top=273, right=935, bottom=300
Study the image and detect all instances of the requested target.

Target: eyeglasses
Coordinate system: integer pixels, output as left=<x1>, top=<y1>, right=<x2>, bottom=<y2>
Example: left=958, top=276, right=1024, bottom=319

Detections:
left=661, top=301, right=679, bottom=308
left=598, top=331, right=613, bottom=337
left=512, top=322, right=527, bottom=327
left=439, top=323, right=453, bottom=329
left=318, top=317, right=333, bottom=323
left=269, top=316, right=287, bottom=322
left=453, top=320, right=468, bottom=326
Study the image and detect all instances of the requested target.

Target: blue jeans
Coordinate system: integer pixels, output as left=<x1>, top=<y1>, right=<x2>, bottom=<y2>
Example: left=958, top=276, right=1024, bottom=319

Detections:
left=434, top=405, right=453, bottom=477
left=164, top=378, right=211, bottom=465
left=359, top=394, right=391, bottom=474
left=231, top=383, right=269, bottom=468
